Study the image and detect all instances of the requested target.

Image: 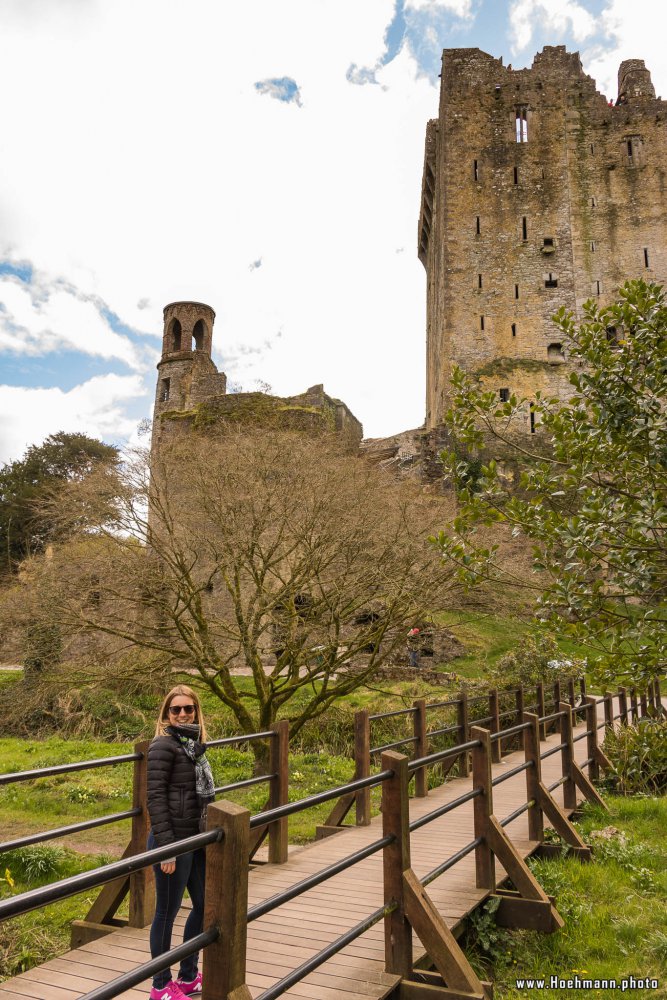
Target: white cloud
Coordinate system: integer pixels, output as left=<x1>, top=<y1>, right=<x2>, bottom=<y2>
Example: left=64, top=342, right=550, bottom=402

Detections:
left=0, top=374, right=146, bottom=464
left=509, top=0, right=597, bottom=54
left=0, top=275, right=147, bottom=370
left=405, top=0, right=473, bottom=16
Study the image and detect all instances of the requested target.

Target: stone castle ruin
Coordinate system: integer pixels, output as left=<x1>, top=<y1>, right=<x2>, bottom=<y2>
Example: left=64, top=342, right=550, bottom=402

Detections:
left=151, top=300, right=363, bottom=452
left=418, top=46, right=667, bottom=450
left=151, top=48, right=666, bottom=474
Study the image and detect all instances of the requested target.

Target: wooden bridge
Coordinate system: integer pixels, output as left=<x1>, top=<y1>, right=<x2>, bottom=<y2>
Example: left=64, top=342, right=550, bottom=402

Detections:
left=0, top=680, right=663, bottom=1000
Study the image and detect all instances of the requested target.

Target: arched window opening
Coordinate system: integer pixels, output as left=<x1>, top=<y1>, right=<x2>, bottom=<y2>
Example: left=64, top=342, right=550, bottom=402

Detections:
left=169, top=318, right=182, bottom=353
left=547, top=343, right=565, bottom=364
left=193, top=318, right=206, bottom=351
left=160, top=378, right=170, bottom=402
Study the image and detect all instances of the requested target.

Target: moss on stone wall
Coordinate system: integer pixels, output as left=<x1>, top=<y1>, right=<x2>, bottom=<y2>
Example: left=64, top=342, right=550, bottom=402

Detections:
left=473, top=357, right=552, bottom=378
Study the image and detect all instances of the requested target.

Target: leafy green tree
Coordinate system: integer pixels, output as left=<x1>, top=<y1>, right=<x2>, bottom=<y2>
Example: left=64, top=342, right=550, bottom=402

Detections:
left=0, top=432, right=119, bottom=574
left=433, top=280, right=667, bottom=686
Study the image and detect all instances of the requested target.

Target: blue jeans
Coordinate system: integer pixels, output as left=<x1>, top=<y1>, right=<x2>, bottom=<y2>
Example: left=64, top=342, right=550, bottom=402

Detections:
left=148, top=832, right=206, bottom=989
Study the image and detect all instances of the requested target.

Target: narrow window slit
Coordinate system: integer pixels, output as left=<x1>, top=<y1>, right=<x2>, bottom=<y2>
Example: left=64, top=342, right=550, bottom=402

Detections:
left=480, top=315, right=485, bottom=330
left=522, top=216, right=528, bottom=240
left=474, top=159, right=479, bottom=181
left=515, top=283, right=520, bottom=299
left=644, top=248, right=650, bottom=268
left=513, top=166, right=518, bottom=184
left=511, top=323, right=517, bottom=338
left=499, top=388, right=510, bottom=402
left=476, top=215, right=481, bottom=235
left=478, top=273, right=483, bottom=289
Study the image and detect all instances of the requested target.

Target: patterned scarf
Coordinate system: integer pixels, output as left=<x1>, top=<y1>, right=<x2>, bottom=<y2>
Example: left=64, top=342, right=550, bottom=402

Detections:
left=168, top=724, right=216, bottom=827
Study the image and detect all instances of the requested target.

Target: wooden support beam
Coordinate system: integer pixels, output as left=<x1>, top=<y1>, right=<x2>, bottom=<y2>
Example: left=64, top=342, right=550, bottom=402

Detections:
left=409, top=970, right=492, bottom=997
left=603, top=692, right=614, bottom=730
left=355, top=709, right=371, bottom=825
left=488, top=691, right=501, bottom=763
left=515, top=687, right=525, bottom=751
left=536, top=782, right=591, bottom=857
left=584, top=696, right=600, bottom=782
left=403, top=871, right=488, bottom=996
left=618, top=686, right=629, bottom=725
left=457, top=691, right=470, bottom=777
left=129, top=739, right=154, bottom=929
left=398, top=982, right=486, bottom=1000
left=492, top=894, right=554, bottom=932
left=567, top=678, right=576, bottom=708
left=268, top=720, right=289, bottom=864
left=536, top=683, right=546, bottom=741
left=318, top=791, right=355, bottom=835
left=413, top=699, right=428, bottom=798
left=486, top=818, right=548, bottom=902
left=630, top=688, right=639, bottom=723
left=70, top=916, right=129, bottom=948
left=202, top=800, right=252, bottom=1000
left=523, top=713, right=543, bottom=843
left=571, top=761, right=609, bottom=810
left=381, top=750, right=413, bottom=979
left=470, top=726, right=495, bottom=890
left=558, top=702, right=577, bottom=812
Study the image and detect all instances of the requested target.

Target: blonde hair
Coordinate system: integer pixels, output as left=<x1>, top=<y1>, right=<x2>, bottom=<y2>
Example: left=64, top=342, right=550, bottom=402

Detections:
left=155, top=684, right=208, bottom=741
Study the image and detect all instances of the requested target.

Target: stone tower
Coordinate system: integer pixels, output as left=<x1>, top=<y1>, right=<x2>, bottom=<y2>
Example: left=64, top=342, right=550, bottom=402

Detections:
left=418, top=46, right=667, bottom=436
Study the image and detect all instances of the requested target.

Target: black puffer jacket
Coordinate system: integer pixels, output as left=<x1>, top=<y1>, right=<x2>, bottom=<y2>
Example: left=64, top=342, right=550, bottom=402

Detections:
left=147, top=734, right=201, bottom=847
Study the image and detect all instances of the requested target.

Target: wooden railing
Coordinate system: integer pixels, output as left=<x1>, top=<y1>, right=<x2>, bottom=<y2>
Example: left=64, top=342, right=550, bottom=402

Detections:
left=0, top=677, right=664, bottom=1000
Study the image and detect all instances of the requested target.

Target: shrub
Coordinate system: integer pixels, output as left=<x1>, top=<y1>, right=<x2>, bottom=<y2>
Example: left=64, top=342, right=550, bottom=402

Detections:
left=489, top=633, right=584, bottom=689
left=603, top=718, right=667, bottom=794
left=1, top=845, right=67, bottom=883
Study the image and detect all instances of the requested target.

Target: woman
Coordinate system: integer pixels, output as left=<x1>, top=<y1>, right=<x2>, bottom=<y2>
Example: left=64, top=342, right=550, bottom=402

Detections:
left=146, top=685, right=216, bottom=1000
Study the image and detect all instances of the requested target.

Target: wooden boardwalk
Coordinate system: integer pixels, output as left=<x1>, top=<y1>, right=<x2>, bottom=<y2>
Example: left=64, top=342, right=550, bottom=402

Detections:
left=0, top=702, right=610, bottom=1000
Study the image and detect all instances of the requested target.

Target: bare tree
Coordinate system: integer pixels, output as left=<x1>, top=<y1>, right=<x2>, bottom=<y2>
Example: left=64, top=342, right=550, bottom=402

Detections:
left=8, top=428, right=459, bottom=755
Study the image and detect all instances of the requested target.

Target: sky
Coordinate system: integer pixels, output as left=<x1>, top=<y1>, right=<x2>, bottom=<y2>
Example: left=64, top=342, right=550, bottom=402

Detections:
left=1, top=0, right=666, bottom=464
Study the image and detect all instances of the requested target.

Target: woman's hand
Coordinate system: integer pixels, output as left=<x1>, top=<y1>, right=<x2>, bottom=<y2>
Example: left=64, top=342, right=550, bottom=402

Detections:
left=160, top=860, right=176, bottom=875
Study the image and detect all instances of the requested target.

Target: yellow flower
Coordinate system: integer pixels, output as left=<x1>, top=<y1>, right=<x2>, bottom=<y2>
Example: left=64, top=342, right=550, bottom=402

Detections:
left=3, top=868, right=14, bottom=888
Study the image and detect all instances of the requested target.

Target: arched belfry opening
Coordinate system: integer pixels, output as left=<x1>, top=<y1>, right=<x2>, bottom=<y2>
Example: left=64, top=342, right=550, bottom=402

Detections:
left=193, top=318, right=206, bottom=351
left=168, top=318, right=182, bottom=353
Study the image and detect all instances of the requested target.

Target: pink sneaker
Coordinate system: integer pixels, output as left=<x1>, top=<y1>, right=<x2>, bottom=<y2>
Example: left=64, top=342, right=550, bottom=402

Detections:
left=149, top=984, right=186, bottom=1000
left=174, top=972, right=203, bottom=995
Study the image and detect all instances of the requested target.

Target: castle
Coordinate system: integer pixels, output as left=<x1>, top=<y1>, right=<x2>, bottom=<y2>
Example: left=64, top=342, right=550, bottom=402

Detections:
left=419, top=46, right=667, bottom=438
left=151, top=48, right=667, bottom=468
left=151, top=300, right=363, bottom=452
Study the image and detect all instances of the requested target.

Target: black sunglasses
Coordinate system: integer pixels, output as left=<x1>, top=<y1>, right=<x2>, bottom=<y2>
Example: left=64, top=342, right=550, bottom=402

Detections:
left=168, top=704, right=196, bottom=715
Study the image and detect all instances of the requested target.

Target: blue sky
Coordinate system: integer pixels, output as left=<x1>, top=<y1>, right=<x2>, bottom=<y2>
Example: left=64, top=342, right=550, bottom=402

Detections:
left=0, top=0, right=664, bottom=463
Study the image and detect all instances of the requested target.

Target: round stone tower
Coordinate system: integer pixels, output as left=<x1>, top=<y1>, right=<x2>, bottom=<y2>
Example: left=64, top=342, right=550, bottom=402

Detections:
left=618, top=59, right=656, bottom=102
left=153, top=301, right=219, bottom=420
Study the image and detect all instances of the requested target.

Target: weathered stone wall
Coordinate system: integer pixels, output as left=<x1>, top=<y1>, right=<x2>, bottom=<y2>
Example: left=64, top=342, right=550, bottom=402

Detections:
left=420, top=45, right=667, bottom=433
left=151, top=304, right=362, bottom=454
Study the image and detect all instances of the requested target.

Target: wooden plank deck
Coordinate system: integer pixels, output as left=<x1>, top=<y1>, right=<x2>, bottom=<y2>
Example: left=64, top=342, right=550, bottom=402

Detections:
left=0, top=701, right=612, bottom=1000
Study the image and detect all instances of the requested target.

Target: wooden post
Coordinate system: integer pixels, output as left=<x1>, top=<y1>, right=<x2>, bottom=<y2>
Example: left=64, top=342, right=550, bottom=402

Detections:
left=579, top=675, right=587, bottom=701
left=618, top=686, right=629, bottom=725
left=268, top=720, right=289, bottom=864
left=488, top=689, right=501, bottom=763
left=457, top=690, right=470, bottom=777
left=470, top=726, right=495, bottom=890
left=523, top=712, right=543, bottom=844
left=202, top=801, right=252, bottom=1000
left=412, top=699, right=428, bottom=798
left=655, top=678, right=665, bottom=717
left=585, top=696, right=600, bottom=781
left=536, top=682, right=547, bottom=740
left=515, top=686, right=525, bottom=751
left=567, top=677, right=576, bottom=708
left=355, top=709, right=371, bottom=826
left=559, top=702, right=577, bottom=812
left=380, top=751, right=413, bottom=979
left=640, top=689, right=648, bottom=718
left=630, top=688, right=639, bottom=723
left=603, top=692, right=614, bottom=731
left=129, top=739, right=154, bottom=928
left=551, top=680, right=561, bottom=735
